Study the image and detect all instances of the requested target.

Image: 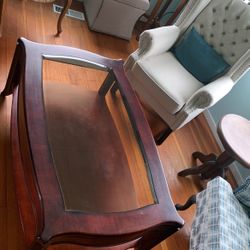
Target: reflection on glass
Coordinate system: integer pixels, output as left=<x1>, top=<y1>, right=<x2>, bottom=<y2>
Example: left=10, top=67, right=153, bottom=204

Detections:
left=43, top=60, right=155, bottom=213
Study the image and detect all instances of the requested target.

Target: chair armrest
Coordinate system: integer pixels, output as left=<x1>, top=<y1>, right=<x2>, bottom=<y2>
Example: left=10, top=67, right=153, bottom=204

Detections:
left=137, top=26, right=180, bottom=59
left=169, top=76, right=234, bottom=130
left=185, top=76, right=234, bottom=110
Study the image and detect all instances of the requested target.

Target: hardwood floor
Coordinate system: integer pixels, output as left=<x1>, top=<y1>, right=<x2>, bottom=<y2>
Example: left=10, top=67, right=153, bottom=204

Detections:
left=0, top=0, right=221, bottom=249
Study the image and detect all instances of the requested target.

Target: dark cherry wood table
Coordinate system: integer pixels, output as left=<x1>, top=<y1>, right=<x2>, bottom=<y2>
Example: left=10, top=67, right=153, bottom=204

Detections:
left=1, top=38, right=183, bottom=249
left=178, top=114, right=250, bottom=180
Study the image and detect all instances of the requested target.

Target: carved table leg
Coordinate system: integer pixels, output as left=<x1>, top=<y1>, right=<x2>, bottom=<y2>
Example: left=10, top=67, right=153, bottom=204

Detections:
left=178, top=151, right=234, bottom=180
left=192, top=151, right=217, bottom=162
left=56, top=0, right=72, bottom=37
left=206, top=151, right=234, bottom=179
left=175, top=195, right=196, bottom=211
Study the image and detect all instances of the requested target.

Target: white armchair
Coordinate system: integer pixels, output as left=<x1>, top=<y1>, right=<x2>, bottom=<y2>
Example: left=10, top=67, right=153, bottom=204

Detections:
left=124, top=0, right=250, bottom=144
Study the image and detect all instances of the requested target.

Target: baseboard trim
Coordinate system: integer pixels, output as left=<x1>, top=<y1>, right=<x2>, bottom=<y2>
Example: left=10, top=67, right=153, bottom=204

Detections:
left=203, top=110, right=244, bottom=184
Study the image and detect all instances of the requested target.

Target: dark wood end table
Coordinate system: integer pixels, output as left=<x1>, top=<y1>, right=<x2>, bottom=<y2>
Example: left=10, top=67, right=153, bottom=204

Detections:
left=178, top=114, right=250, bottom=180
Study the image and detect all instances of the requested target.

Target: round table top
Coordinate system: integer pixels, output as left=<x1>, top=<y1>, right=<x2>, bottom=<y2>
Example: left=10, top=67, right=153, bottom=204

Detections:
left=217, top=114, right=250, bottom=168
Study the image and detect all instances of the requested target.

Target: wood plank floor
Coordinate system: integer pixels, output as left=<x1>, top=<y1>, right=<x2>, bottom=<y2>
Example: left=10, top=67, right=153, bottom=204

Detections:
left=0, top=0, right=221, bottom=249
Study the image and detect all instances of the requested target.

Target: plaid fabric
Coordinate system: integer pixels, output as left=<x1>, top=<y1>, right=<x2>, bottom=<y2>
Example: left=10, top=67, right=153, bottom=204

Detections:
left=234, top=176, right=250, bottom=217
left=190, top=177, right=250, bottom=250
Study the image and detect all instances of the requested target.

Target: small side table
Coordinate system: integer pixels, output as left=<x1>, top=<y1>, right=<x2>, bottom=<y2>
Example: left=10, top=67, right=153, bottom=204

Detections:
left=178, top=114, right=250, bottom=180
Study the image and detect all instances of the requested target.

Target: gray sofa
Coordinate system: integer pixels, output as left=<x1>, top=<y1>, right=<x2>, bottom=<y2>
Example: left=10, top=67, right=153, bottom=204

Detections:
left=83, top=0, right=150, bottom=40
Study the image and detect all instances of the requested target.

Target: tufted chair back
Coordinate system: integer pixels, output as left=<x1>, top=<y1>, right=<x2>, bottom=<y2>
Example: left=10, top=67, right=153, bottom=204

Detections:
left=124, top=0, right=250, bottom=144
left=191, top=0, right=250, bottom=65
left=175, top=0, right=250, bottom=81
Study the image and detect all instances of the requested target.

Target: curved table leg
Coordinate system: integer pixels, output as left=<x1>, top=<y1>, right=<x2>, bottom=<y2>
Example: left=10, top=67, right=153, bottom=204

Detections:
left=178, top=161, right=216, bottom=177
left=192, top=151, right=217, bottom=162
left=175, top=195, right=196, bottom=211
left=56, top=0, right=72, bottom=37
left=178, top=151, right=234, bottom=180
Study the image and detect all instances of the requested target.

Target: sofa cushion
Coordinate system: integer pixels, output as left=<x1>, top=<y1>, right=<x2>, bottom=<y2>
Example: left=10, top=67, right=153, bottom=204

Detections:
left=190, top=177, right=250, bottom=250
left=131, top=52, right=203, bottom=114
left=172, top=28, right=230, bottom=84
left=234, top=176, right=250, bottom=217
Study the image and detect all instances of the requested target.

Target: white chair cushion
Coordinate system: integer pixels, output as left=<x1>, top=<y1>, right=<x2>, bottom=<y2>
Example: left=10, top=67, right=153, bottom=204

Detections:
left=131, top=52, right=203, bottom=114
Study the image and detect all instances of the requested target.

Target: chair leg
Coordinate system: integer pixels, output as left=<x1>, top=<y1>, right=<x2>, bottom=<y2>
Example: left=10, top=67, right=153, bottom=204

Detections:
left=178, top=151, right=219, bottom=178
left=175, top=195, right=196, bottom=211
left=154, top=126, right=172, bottom=145
left=138, top=99, right=172, bottom=145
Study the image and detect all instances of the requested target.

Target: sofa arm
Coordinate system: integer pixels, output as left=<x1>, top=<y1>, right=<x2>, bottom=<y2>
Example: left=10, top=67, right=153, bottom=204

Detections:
left=137, top=26, right=180, bottom=59
left=190, top=177, right=250, bottom=250
left=185, top=76, right=234, bottom=111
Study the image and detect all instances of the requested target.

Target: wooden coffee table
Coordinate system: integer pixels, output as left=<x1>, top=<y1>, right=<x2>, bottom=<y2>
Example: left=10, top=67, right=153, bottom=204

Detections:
left=1, top=38, right=183, bottom=249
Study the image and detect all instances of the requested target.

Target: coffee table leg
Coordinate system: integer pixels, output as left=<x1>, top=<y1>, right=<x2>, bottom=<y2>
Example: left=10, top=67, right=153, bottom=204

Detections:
left=56, top=0, right=72, bottom=37
left=98, top=71, right=116, bottom=96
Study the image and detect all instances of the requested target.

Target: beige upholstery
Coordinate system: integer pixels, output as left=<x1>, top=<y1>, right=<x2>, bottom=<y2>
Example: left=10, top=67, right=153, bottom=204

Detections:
left=124, top=0, right=250, bottom=131
left=130, top=52, right=203, bottom=114
left=83, top=0, right=150, bottom=40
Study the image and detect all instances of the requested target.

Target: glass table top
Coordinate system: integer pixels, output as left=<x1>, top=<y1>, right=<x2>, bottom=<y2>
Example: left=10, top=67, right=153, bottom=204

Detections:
left=42, top=64, right=155, bottom=213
